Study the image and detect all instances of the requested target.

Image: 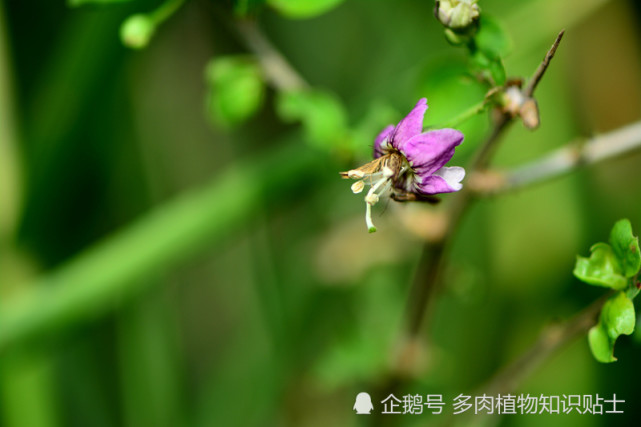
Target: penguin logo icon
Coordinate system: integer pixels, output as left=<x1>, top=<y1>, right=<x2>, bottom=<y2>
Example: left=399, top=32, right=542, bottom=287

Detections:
left=353, top=392, right=374, bottom=414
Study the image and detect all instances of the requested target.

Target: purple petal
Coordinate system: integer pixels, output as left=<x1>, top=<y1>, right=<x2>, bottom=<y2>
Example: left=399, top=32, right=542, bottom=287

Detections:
left=415, top=175, right=460, bottom=195
left=400, top=128, right=464, bottom=177
left=432, top=166, right=465, bottom=191
left=373, top=124, right=395, bottom=158
left=390, top=98, right=428, bottom=150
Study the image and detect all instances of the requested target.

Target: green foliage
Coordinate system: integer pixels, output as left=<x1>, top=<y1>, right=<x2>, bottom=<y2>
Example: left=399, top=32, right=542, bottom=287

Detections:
left=573, top=243, right=628, bottom=290
left=609, top=219, right=641, bottom=278
left=68, top=0, right=133, bottom=6
left=275, top=89, right=348, bottom=149
left=588, top=292, right=635, bottom=363
left=576, top=220, right=640, bottom=363
left=205, top=56, right=265, bottom=128
left=588, top=323, right=613, bottom=363
left=475, top=15, right=512, bottom=60
left=574, top=219, right=641, bottom=290
left=267, top=0, right=344, bottom=19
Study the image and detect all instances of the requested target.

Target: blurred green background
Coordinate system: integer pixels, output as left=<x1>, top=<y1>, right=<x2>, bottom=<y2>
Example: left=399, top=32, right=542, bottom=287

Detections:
left=1, top=0, right=641, bottom=426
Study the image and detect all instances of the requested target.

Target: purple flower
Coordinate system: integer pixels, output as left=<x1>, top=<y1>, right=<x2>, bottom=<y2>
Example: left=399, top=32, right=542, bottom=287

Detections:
left=341, top=98, right=465, bottom=232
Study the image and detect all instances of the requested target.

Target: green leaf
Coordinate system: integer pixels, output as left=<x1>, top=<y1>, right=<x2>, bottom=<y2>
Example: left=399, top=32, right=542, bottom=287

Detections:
left=474, top=15, right=512, bottom=60
left=205, top=56, right=265, bottom=128
left=488, top=59, right=506, bottom=86
left=601, top=291, right=635, bottom=339
left=573, top=243, right=628, bottom=290
left=267, top=0, right=344, bottom=19
left=469, top=50, right=505, bottom=86
left=588, top=324, right=616, bottom=363
left=68, top=0, right=133, bottom=6
left=275, top=89, right=347, bottom=149
left=609, top=219, right=641, bottom=278
left=589, top=292, right=635, bottom=363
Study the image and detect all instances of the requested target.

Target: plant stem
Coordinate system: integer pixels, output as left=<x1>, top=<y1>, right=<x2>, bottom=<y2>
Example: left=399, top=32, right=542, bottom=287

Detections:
left=479, top=293, right=610, bottom=397
left=470, top=120, right=641, bottom=195
left=235, top=19, right=309, bottom=91
left=0, top=2, right=21, bottom=243
left=438, top=100, right=488, bottom=129
left=150, top=0, right=186, bottom=25
left=397, top=31, right=565, bottom=374
left=524, top=30, right=565, bottom=97
left=0, top=143, right=322, bottom=352
left=404, top=114, right=512, bottom=338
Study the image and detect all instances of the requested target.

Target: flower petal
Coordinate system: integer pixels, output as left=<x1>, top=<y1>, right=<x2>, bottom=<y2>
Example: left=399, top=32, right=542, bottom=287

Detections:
left=373, top=124, right=395, bottom=158
left=390, top=98, right=428, bottom=150
left=415, top=175, right=460, bottom=195
left=400, top=128, right=464, bottom=176
left=432, top=166, right=465, bottom=191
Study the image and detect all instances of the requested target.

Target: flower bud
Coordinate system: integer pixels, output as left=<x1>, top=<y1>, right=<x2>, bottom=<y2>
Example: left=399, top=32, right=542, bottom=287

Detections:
left=502, top=85, right=540, bottom=130
left=436, top=0, right=480, bottom=30
left=120, top=14, right=156, bottom=50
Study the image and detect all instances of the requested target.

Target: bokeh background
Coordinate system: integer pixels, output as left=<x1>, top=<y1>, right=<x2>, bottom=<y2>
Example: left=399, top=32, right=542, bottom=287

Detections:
left=1, top=0, right=641, bottom=426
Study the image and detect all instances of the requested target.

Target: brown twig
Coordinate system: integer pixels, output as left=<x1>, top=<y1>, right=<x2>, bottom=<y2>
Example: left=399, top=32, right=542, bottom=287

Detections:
left=470, top=120, right=641, bottom=195
left=405, top=114, right=512, bottom=337
left=434, top=293, right=610, bottom=427
left=524, top=30, right=565, bottom=97
left=480, top=293, right=610, bottom=397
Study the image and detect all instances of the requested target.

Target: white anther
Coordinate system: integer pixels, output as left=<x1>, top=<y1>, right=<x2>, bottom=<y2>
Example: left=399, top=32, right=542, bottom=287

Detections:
left=351, top=180, right=365, bottom=194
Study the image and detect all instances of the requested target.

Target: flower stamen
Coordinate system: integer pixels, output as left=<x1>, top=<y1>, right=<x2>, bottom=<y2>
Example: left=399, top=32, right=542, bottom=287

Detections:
left=347, top=170, right=365, bottom=179
left=351, top=180, right=365, bottom=194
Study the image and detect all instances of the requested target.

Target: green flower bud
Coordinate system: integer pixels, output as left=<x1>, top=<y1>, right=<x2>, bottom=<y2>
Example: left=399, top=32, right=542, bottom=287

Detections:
left=436, top=0, right=480, bottom=29
left=120, top=14, right=156, bottom=50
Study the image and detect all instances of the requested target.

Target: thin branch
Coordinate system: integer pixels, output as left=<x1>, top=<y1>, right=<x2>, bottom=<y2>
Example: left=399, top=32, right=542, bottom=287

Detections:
left=437, top=99, right=488, bottom=129
left=404, top=114, right=512, bottom=337
left=235, top=19, right=309, bottom=91
left=480, top=293, right=610, bottom=397
left=436, top=293, right=610, bottom=427
left=524, top=30, right=565, bottom=97
left=470, top=120, right=641, bottom=195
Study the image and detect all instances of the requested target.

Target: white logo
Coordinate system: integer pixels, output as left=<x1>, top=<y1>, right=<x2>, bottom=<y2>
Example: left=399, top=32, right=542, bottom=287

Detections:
left=353, top=392, right=374, bottom=414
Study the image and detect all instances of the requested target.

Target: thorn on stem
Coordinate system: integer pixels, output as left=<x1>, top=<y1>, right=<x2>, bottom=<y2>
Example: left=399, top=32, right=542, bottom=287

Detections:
left=524, top=29, right=565, bottom=97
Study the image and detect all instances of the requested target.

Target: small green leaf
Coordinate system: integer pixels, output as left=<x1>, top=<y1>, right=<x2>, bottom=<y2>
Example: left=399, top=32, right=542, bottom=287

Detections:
left=609, top=219, right=641, bottom=278
left=601, top=291, right=635, bottom=339
left=68, top=0, right=133, bottom=6
left=589, top=292, right=635, bottom=363
left=573, top=243, right=628, bottom=290
left=588, top=324, right=616, bottom=363
left=267, top=0, right=344, bottom=19
left=205, top=56, right=265, bottom=128
left=475, top=15, right=512, bottom=60
left=276, top=89, right=347, bottom=149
